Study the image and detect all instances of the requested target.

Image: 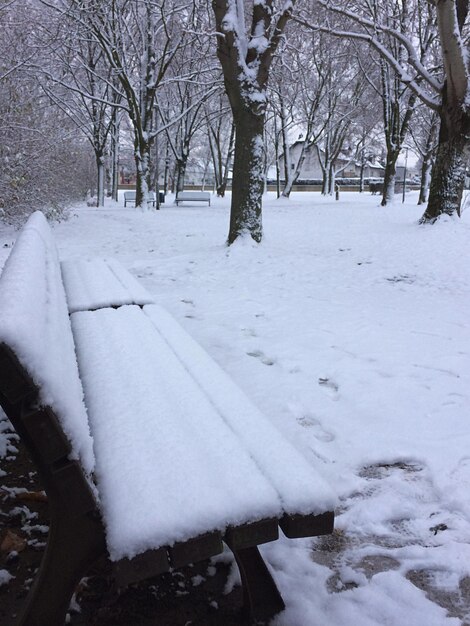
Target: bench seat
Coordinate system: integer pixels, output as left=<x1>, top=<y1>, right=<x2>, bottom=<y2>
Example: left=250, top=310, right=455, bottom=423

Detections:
left=71, top=304, right=335, bottom=561
left=123, top=191, right=156, bottom=207
left=175, top=191, right=211, bottom=206
left=61, top=257, right=155, bottom=313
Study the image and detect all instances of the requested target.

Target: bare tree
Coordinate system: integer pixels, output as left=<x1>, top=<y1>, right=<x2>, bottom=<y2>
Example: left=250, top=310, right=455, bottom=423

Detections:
left=212, top=0, right=295, bottom=243
left=44, top=0, right=197, bottom=209
left=159, top=31, right=219, bottom=195
left=0, top=2, right=93, bottom=224
left=41, top=29, right=121, bottom=207
left=298, top=0, right=470, bottom=222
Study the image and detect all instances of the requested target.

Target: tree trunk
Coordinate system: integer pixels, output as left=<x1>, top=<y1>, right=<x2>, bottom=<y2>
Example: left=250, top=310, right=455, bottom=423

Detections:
left=417, top=154, right=432, bottom=205
left=420, top=109, right=470, bottom=221
left=135, top=144, right=151, bottom=209
left=175, top=157, right=187, bottom=194
left=328, top=164, right=335, bottom=195
left=110, top=112, right=120, bottom=202
left=217, top=123, right=235, bottom=197
left=321, top=164, right=331, bottom=195
left=163, top=143, right=170, bottom=194
left=417, top=114, right=438, bottom=206
left=96, top=153, right=105, bottom=207
left=228, top=108, right=265, bottom=244
left=381, top=152, right=399, bottom=206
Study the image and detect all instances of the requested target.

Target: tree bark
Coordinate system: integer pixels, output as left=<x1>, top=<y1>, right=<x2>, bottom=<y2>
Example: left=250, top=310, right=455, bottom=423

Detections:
left=175, top=156, right=188, bottom=194
left=96, top=153, right=105, bottom=207
left=381, top=152, right=398, bottom=205
left=420, top=0, right=470, bottom=221
left=420, top=107, right=470, bottom=221
left=228, top=107, right=265, bottom=243
left=417, top=155, right=432, bottom=205
left=217, top=123, right=235, bottom=197
left=213, top=0, right=294, bottom=244
left=134, top=143, right=151, bottom=209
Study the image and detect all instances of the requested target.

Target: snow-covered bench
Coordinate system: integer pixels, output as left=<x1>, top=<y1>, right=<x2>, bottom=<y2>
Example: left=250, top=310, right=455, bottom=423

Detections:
left=123, top=190, right=156, bottom=207
left=0, top=212, right=336, bottom=626
left=175, top=191, right=211, bottom=206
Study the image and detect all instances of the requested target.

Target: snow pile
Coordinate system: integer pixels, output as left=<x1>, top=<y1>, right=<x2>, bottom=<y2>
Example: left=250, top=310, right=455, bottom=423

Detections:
left=61, top=257, right=155, bottom=313
left=0, top=211, right=94, bottom=473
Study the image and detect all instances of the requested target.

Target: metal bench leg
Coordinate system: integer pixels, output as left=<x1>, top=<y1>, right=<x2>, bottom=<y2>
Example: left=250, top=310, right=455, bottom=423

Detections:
left=17, top=509, right=106, bottom=626
left=232, top=546, right=285, bottom=624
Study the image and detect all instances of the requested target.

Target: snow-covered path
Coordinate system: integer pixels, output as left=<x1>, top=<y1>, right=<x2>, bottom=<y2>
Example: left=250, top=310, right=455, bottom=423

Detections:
left=1, top=190, right=470, bottom=624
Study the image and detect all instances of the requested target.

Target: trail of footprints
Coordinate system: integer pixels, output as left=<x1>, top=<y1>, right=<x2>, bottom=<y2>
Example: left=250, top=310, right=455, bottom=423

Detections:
left=311, top=462, right=470, bottom=623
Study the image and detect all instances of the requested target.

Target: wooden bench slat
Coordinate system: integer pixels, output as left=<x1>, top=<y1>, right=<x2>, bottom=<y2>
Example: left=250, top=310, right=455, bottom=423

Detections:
left=168, top=531, right=223, bottom=569
left=224, top=518, right=279, bottom=551
left=114, top=548, right=170, bottom=586
left=279, top=511, right=335, bottom=538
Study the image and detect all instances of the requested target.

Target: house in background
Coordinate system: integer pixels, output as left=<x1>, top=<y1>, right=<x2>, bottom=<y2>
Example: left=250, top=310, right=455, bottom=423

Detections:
left=279, top=141, right=385, bottom=181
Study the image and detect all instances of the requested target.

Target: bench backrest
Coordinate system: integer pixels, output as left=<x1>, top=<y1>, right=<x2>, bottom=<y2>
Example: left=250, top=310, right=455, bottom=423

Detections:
left=0, top=212, right=94, bottom=474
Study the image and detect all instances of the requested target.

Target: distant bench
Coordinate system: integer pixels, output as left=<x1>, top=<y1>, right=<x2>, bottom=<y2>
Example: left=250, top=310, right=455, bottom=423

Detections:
left=175, top=191, right=211, bottom=206
left=0, top=212, right=335, bottom=626
left=123, top=191, right=157, bottom=207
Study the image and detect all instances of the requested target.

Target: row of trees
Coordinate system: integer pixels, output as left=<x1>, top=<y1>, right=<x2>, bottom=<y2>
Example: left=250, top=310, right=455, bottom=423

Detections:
left=1, top=0, right=469, bottom=241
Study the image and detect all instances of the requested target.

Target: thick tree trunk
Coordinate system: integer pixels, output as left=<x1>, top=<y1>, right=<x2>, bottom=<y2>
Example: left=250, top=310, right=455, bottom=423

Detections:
left=228, top=108, right=265, bottom=244
left=175, top=157, right=187, bottom=194
left=420, top=109, right=470, bottom=221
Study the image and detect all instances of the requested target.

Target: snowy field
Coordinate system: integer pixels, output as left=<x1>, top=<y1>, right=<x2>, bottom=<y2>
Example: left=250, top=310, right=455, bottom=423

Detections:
left=1, top=190, right=470, bottom=625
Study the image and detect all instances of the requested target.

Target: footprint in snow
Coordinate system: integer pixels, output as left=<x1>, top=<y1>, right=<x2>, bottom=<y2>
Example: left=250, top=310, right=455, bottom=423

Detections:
left=241, top=327, right=258, bottom=338
left=318, top=377, right=340, bottom=400
left=297, top=415, right=335, bottom=442
left=246, top=350, right=276, bottom=366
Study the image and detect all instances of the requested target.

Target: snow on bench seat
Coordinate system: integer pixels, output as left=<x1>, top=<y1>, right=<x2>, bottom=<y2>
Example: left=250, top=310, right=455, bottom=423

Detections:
left=71, top=304, right=336, bottom=561
left=0, top=212, right=94, bottom=474
left=143, top=305, right=336, bottom=515
left=175, top=191, right=211, bottom=205
left=123, top=191, right=156, bottom=207
left=61, top=257, right=155, bottom=313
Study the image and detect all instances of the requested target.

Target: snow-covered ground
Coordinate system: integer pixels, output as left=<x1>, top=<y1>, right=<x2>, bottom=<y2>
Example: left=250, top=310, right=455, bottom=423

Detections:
left=1, top=190, right=470, bottom=624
